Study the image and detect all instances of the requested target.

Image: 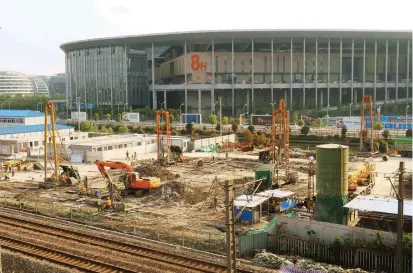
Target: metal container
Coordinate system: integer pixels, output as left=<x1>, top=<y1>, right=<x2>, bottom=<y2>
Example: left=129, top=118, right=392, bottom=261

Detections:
left=255, top=164, right=273, bottom=190
left=316, top=144, right=349, bottom=196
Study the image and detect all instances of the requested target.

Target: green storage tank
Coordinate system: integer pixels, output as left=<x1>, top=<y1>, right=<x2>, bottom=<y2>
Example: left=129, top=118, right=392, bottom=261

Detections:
left=255, top=164, right=273, bottom=190
left=316, top=144, right=349, bottom=197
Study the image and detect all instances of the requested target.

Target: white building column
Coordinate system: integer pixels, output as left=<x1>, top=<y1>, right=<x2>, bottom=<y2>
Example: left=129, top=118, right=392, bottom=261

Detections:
left=231, top=39, right=235, bottom=117
left=303, top=38, right=306, bottom=109
left=327, top=38, right=330, bottom=108
left=198, top=89, right=201, bottom=115
left=385, top=39, right=388, bottom=102
left=211, top=40, right=215, bottom=114
left=251, top=38, right=255, bottom=114
left=374, top=40, right=377, bottom=107
left=184, top=41, right=188, bottom=114
left=163, top=90, right=167, bottom=109
left=362, top=39, right=366, bottom=97
left=315, top=38, right=318, bottom=109
left=151, top=43, right=156, bottom=110
left=351, top=39, right=354, bottom=103
left=396, top=40, right=399, bottom=102
left=290, top=38, right=293, bottom=111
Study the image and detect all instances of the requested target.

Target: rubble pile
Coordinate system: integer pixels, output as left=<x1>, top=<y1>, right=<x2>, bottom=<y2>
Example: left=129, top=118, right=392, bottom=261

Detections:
left=252, top=250, right=285, bottom=269
left=294, top=257, right=370, bottom=273
left=135, top=165, right=176, bottom=181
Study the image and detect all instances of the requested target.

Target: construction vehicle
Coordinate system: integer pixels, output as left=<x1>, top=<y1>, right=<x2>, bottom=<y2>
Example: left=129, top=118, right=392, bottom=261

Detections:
left=348, top=163, right=375, bottom=192
left=95, top=160, right=160, bottom=200
left=392, top=137, right=412, bottom=158
left=156, top=110, right=173, bottom=165
left=39, top=102, right=80, bottom=188
left=170, top=145, right=184, bottom=162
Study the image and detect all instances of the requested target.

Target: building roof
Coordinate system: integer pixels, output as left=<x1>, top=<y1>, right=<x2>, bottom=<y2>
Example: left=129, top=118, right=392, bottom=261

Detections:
left=0, top=110, right=45, bottom=118
left=256, top=189, right=295, bottom=198
left=60, top=29, right=412, bottom=52
left=234, top=194, right=269, bottom=208
left=343, top=195, right=413, bottom=217
left=0, top=124, right=74, bottom=135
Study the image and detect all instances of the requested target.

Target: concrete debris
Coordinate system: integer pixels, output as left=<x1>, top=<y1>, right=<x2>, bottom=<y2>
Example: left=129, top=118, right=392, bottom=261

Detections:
left=134, top=165, right=175, bottom=181
left=294, top=257, right=371, bottom=273
left=252, top=250, right=286, bottom=269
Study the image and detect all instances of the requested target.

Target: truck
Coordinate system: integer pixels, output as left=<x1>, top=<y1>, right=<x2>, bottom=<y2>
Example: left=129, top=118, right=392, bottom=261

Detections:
left=392, top=137, right=412, bottom=158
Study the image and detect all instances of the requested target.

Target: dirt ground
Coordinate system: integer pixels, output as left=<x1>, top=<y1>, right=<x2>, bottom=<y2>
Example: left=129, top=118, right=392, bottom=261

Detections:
left=0, top=148, right=408, bottom=250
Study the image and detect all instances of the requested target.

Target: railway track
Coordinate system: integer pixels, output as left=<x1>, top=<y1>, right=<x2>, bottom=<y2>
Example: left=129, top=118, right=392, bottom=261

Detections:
left=0, top=208, right=262, bottom=273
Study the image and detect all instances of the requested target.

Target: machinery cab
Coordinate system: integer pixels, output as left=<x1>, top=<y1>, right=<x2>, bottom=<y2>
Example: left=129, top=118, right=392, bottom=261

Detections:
left=125, top=172, right=161, bottom=190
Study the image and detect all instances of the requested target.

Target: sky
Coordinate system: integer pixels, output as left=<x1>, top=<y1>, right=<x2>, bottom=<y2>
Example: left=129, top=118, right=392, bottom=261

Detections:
left=0, top=0, right=412, bottom=75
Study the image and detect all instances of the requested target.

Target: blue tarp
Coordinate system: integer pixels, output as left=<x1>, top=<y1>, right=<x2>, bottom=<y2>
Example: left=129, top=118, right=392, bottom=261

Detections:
left=280, top=199, right=296, bottom=211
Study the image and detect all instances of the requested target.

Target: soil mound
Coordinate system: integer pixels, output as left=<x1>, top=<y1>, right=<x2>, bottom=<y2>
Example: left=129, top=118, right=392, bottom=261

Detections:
left=134, top=165, right=175, bottom=181
left=145, top=181, right=207, bottom=206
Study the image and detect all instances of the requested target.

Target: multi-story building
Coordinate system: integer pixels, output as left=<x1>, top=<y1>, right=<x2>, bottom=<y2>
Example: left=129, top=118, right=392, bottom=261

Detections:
left=0, top=71, right=50, bottom=95
left=60, top=30, right=412, bottom=117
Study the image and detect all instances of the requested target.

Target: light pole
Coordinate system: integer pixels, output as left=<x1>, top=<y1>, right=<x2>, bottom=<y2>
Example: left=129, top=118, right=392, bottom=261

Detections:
left=213, top=101, right=219, bottom=115
left=406, top=105, right=410, bottom=129
left=116, top=102, right=121, bottom=115
left=243, top=103, right=248, bottom=115
left=349, top=103, right=353, bottom=117
left=219, top=97, right=222, bottom=138
left=179, top=103, right=184, bottom=123
left=77, top=97, right=81, bottom=133
left=327, top=104, right=330, bottom=116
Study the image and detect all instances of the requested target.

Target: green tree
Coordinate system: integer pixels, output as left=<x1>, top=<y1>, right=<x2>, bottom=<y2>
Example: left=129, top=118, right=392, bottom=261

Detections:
left=116, top=113, right=122, bottom=122
left=185, top=123, right=193, bottom=135
left=293, top=112, right=299, bottom=125
left=374, top=121, right=383, bottom=130
left=233, top=118, right=240, bottom=125
left=118, top=125, right=129, bottom=133
left=80, top=121, right=91, bottom=132
left=382, top=129, right=390, bottom=139
left=406, top=129, right=412, bottom=138
left=222, top=116, right=229, bottom=125
left=106, top=113, right=111, bottom=121
left=93, top=113, right=100, bottom=121
left=169, top=114, right=175, bottom=123
left=297, top=119, right=305, bottom=127
left=243, top=129, right=254, bottom=144
left=248, top=125, right=255, bottom=133
left=208, top=114, right=217, bottom=125
left=231, top=123, right=238, bottom=133
left=257, top=134, right=267, bottom=145
left=101, top=126, right=114, bottom=134
left=341, top=127, right=348, bottom=139
left=300, top=125, right=310, bottom=136
left=88, top=124, right=99, bottom=132
left=325, top=115, right=330, bottom=126
left=315, top=118, right=323, bottom=128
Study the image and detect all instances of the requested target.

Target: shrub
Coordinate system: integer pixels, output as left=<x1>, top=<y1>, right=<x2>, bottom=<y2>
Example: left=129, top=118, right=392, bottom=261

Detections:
left=374, top=121, right=383, bottom=130
left=185, top=123, right=193, bottom=134
left=315, top=118, right=323, bottom=127
left=300, top=125, right=310, bottom=136
left=244, top=129, right=254, bottom=144
left=118, top=125, right=129, bottom=134
left=233, top=118, right=240, bottom=125
left=93, top=113, right=99, bottom=121
left=406, top=129, right=412, bottom=138
left=382, top=129, right=390, bottom=139
left=297, top=119, right=305, bottom=127
left=180, top=129, right=187, bottom=135
left=116, top=113, right=122, bottom=122
left=377, top=139, right=389, bottom=153
left=222, top=116, right=229, bottom=125
left=208, top=114, right=217, bottom=125
left=248, top=125, right=255, bottom=133
left=341, top=127, right=348, bottom=140
left=231, top=123, right=238, bottom=133
left=106, top=113, right=111, bottom=121
left=334, top=134, right=340, bottom=140
left=171, top=130, right=178, bottom=136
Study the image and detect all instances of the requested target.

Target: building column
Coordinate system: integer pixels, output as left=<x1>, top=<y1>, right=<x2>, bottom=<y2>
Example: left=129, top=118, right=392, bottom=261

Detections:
left=246, top=90, right=250, bottom=114
left=407, top=40, right=410, bottom=101
left=374, top=40, right=377, bottom=107
left=124, top=44, right=128, bottom=105
left=303, top=38, right=306, bottom=109
left=211, top=40, right=215, bottom=114
left=363, top=39, right=366, bottom=97
left=320, top=89, right=323, bottom=108
left=290, top=38, right=293, bottom=112
left=95, top=47, right=99, bottom=107
left=74, top=50, right=78, bottom=106
left=231, top=38, right=235, bottom=117
left=184, top=41, right=188, bottom=114
left=151, top=43, right=156, bottom=110
left=163, top=90, right=167, bottom=109
left=251, top=38, right=255, bottom=114
left=83, top=48, right=87, bottom=108
left=198, top=89, right=201, bottom=114
left=65, top=54, right=70, bottom=114
left=327, top=38, right=330, bottom=108
left=351, top=39, right=354, bottom=103
left=396, top=40, right=399, bottom=102
left=385, top=39, right=388, bottom=102
left=315, top=38, right=318, bottom=109
left=271, top=38, right=274, bottom=104
left=339, top=39, right=342, bottom=106
left=110, top=46, right=114, bottom=116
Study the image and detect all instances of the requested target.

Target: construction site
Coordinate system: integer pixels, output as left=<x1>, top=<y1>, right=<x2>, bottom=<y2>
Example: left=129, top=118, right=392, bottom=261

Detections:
left=0, top=98, right=412, bottom=273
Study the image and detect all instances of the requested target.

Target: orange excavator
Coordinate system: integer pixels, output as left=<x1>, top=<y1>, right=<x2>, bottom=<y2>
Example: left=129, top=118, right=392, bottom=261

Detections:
left=95, top=160, right=161, bottom=199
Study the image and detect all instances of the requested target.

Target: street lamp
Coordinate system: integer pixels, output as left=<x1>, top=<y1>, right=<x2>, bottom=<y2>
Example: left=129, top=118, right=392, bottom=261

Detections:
left=213, top=101, right=219, bottom=115
left=179, top=103, right=184, bottom=123
left=327, top=104, right=330, bottom=116
left=406, top=105, right=410, bottom=129
left=243, top=103, right=248, bottom=115
left=349, top=103, right=353, bottom=117
left=159, top=101, right=166, bottom=110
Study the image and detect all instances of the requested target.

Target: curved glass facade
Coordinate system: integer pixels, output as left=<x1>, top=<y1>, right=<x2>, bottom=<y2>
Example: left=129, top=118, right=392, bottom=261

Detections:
left=0, top=71, right=36, bottom=94
left=62, top=31, right=412, bottom=117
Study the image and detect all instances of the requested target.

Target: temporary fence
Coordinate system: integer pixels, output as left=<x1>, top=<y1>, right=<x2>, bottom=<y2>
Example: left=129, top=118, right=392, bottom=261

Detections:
left=268, top=235, right=412, bottom=273
left=1, top=196, right=227, bottom=255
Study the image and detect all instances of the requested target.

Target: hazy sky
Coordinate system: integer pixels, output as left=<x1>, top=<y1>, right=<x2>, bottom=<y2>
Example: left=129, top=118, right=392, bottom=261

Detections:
left=0, top=0, right=412, bottom=75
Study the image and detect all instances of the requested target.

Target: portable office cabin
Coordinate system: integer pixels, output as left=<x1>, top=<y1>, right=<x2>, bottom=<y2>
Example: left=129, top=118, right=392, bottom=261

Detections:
left=233, top=195, right=269, bottom=224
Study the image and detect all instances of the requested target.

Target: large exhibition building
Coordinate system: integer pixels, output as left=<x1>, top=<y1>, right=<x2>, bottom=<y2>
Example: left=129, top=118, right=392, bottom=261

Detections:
left=60, top=30, right=412, bottom=117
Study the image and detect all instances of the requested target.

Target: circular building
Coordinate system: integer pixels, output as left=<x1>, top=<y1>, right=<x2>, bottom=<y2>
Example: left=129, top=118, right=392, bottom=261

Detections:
left=60, top=30, right=412, bottom=117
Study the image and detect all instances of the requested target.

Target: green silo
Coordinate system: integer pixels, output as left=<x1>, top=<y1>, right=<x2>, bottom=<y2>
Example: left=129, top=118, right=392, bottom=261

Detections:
left=315, top=144, right=349, bottom=225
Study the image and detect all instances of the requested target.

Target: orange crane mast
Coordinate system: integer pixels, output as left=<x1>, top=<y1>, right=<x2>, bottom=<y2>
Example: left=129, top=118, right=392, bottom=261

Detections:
left=360, top=95, right=374, bottom=152
left=156, top=110, right=172, bottom=164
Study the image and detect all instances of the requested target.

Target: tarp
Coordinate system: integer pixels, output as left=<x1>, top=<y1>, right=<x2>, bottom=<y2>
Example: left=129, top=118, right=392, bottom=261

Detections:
left=247, top=216, right=277, bottom=235
left=280, top=199, right=297, bottom=211
left=197, top=145, right=219, bottom=152
left=315, top=195, right=348, bottom=225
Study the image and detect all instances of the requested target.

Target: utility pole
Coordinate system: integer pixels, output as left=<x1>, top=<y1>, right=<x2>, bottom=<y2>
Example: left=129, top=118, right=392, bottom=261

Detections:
left=219, top=97, right=223, bottom=141
left=395, top=161, right=405, bottom=273
left=224, top=180, right=236, bottom=273
left=77, top=97, right=81, bottom=133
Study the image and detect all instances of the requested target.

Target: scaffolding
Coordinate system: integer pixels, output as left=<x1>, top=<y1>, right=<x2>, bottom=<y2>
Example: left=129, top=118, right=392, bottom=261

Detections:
left=360, top=95, right=374, bottom=152
left=307, top=161, right=315, bottom=213
left=156, top=110, right=171, bottom=163
left=271, top=99, right=290, bottom=185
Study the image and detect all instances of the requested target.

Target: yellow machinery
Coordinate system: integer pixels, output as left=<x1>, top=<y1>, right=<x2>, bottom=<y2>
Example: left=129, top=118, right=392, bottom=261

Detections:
left=348, top=163, right=375, bottom=192
left=271, top=99, right=290, bottom=184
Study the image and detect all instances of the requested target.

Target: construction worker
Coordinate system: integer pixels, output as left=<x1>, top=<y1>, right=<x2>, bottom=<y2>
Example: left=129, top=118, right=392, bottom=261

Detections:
left=106, top=197, right=112, bottom=210
left=97, top=197, right=102, bottom=211
left=126, top=151, right=130, bottom=160
left=51, top=172, right=57, bottom=181
left=11, top=169, right=15, bottom=177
